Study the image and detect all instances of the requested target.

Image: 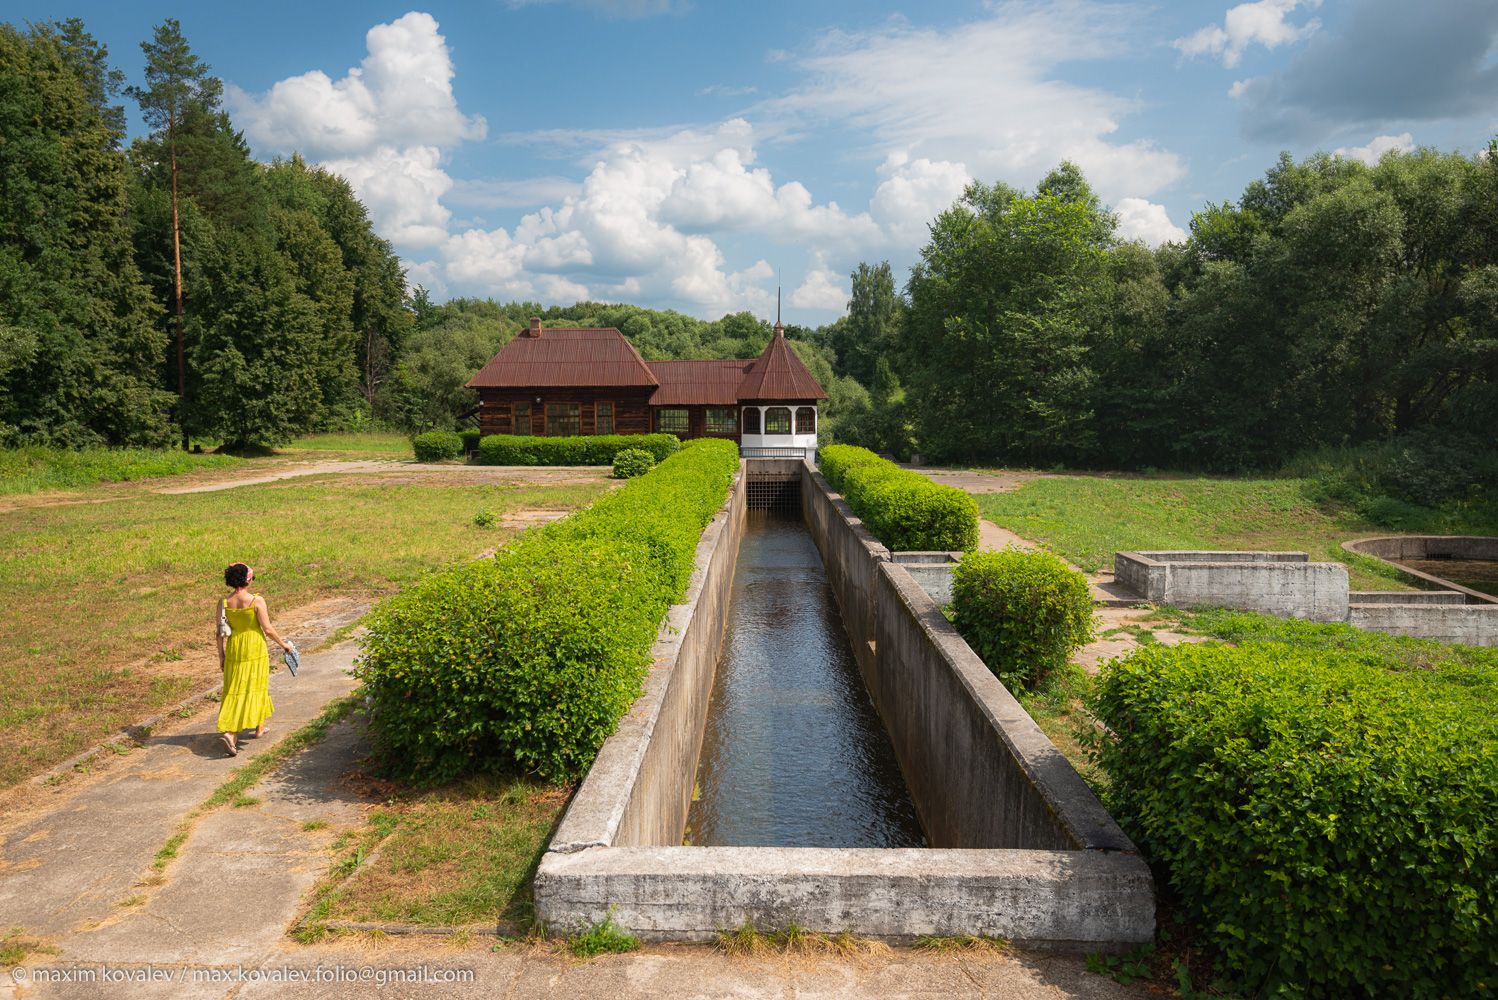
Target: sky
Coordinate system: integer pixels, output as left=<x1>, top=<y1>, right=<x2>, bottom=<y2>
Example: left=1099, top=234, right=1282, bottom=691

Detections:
left=15, top=0, right=1498, bottom=322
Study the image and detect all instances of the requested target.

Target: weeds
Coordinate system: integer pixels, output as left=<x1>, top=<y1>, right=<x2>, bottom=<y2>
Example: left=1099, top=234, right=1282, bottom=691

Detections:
left=565, top=912, right=640, bottom=958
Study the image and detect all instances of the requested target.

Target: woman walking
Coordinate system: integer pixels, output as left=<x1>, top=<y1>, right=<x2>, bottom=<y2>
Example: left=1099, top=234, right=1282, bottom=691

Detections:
left=215, top=562, right=294, bottom=756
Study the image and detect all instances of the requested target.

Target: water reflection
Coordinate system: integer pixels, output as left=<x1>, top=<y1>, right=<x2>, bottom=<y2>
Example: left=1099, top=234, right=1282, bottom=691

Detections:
left=685, top=510, right=926, bottom=848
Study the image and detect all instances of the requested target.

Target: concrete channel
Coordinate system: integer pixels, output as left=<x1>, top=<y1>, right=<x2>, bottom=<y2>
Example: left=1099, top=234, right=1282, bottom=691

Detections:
left=533, top=459, right=1155, bottom=947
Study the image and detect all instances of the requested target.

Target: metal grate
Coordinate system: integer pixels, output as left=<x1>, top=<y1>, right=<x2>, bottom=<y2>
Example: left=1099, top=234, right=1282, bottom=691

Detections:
left=746, top=474, right=801, bottom=510
left=742, top=446, right=814, bottom=460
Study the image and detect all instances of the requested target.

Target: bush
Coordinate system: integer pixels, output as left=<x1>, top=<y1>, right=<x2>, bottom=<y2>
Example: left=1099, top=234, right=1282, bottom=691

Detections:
left=951, top=548, right=1093, bottom=690
left=412, top=430, right=463, bottom=462
left=1093, top=641, right=1498, bottom=998
left=612, top=448, right=655, bottom=479
left=458, top=428, right=481, bottom=454
left=476, top=433, right=679, bottom=467
left=356, top=439, right=738, bottom=784
left=819, top=445, right=978, bottom=551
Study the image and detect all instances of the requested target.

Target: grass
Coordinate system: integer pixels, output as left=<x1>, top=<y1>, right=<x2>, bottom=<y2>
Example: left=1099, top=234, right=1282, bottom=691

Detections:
left=275, top=432, right=415, bottom=458
left=566, top=912, right=641, bottom=958
left=304, top=775, right=571, bottom=934
left=0, top=928, right=57, bottom=965
left=0, top=446, right=241, bottom=496
left=0, top=474, right=607, bottom=788
left=714, top=922, right=875, bottom=957
left=1007, top=661, right=1108, bottom=794
left=972, top=475, right=1491, bottom=589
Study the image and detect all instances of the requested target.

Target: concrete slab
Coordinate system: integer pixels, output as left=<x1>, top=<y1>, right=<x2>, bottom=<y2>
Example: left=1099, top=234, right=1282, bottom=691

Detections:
left=0, top=644, right=360, bottom=940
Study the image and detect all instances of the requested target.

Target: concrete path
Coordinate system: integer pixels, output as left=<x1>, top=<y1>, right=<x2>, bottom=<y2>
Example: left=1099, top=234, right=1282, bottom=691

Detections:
left=902, top=467, right=1040, bottom=494
left=3, top=935, right=1149, bottom=999
left=0, top=638, right=361, bottom=942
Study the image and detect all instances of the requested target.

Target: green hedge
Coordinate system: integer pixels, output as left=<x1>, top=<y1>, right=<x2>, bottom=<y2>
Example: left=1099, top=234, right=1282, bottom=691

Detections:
left=951, top=549, right=1093, bottom=691
left=476, top=433, right=679, bottom=466
left=611, top=447, right=655, bottom=479
left=356, top=439, right=738, bottom=784
left=819, top=445, right=978, bottom=551
left=1093, top=641, right=1498, bottom=998
left=412, top=430, right=462, bottom=462
left=458, top=428, right=481, bottom=454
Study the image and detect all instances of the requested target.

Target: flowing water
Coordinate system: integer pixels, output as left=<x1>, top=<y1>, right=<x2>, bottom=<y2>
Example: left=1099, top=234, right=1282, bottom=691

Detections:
left=684, top=510, right=926, bottom=848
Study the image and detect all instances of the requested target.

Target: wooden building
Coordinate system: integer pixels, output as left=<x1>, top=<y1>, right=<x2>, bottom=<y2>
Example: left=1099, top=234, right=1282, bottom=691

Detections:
left=468, top=317, right=828, bottom=457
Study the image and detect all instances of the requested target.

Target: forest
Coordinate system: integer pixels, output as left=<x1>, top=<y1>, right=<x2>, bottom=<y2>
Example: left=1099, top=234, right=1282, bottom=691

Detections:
left=3, top=17, right=1496, bottom=486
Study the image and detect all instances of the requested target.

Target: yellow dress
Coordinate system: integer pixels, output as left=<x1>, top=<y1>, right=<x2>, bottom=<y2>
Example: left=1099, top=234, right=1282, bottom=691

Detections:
left=217, top=598, right=273, bottom=733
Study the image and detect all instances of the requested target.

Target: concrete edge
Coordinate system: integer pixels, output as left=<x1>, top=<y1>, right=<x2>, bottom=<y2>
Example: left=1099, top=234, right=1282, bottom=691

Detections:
left=547, top=467, right=743, bottom=853
left=1342, top=537, right=1498, bottom=605
left=536, top=846, right=1155, bottom=948
left=876, top=560, right=1139, bottom=855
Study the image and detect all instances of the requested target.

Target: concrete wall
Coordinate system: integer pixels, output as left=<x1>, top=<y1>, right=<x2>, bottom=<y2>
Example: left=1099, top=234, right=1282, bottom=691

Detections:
left=1116, top=551, right=1348, bottom=623
left=1343, top=536, right=1498, bottom=605
left=535, top=460, right=1155, bottom=947
left=547, top=466, right=744, bottom=854
left=1348, top=603, right=1498, bottom=646
left=890, top=552, right=961, bottom=607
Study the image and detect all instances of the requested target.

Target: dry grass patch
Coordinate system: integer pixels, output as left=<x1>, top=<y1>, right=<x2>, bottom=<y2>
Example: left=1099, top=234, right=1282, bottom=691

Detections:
left=303, top=776, right=571, bottom=936
left=0, top=475, right=607, bottom=787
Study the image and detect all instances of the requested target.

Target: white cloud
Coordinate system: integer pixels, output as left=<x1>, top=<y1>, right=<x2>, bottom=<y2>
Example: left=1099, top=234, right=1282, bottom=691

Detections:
left=321, top=146, right=453, bottom=248
left=791, top=261, right=848, bottom=311
left=768, top=5, right=1185, bottom=202
left=229, top=12, right=484, bottom=159
left=1333, top=133, right=1415, bottom=165
left=1113, top=198, right=1187, bottom=247
left=870, top=153, right=971, bottom=246
left=1174, top=0, right=1322, bottom=69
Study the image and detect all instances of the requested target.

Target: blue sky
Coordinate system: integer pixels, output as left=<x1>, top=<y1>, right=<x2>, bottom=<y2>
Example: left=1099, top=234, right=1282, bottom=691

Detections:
left=16, top=0, right=1498, bottom=322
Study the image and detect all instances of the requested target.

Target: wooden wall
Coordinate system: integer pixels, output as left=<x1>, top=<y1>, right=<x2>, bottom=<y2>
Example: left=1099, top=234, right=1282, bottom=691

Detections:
left=477, top=388, right=655, bottom=436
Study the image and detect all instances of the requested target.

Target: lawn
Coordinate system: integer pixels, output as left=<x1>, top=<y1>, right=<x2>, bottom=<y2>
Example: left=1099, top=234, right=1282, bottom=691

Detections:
left=0, top=446, right=242, bottom=496
left=972, top=475, right=1487, bottom=590
left=304, top=775, right=569, bottom=933
left=0, top=473, right=608, bottom=787
left=275, top=431, right=415, bottom=458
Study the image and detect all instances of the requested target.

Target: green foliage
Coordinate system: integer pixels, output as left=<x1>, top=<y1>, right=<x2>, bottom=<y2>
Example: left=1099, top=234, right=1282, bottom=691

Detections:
left=611, top=447, right=655, bottom=479
left=411, top=430, right=462, bottom=463
left=819, top=445, right=978, bottom=551
left=951, top=548, right=1094, bottom=690
left=477, top=433, right=679, bottom=467
left=458, top=428, right=480, bottom=454
left=1092, top=639, right=1498, bottom=998
left=356, top=439, right=738, bottom=783
left=566, top=911, right=640, bottom=957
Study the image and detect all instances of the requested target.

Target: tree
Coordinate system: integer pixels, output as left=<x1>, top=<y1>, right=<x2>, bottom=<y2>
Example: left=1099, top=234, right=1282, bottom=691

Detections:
left=0, top=23, right=171, bottom=446
left=128, top=20, right=221, bottom=450
left=832, top=261, right=902, bottom=385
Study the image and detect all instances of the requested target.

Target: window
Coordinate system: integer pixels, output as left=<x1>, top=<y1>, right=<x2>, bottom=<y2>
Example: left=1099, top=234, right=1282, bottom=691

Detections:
left=706, top=407, right=737, bottom=433
left=513, top=402, right=530, bottom=435
left=742, top=407, right=760, bottom=434
left=546, top=402, right=580, bottom=436
left=656, top=408, right=689, bottom=435
left=596, top=401, right=614, bottom=435
left=796, top=407, right=816, bottom=434
left=764, top=406, right=792, bottom=434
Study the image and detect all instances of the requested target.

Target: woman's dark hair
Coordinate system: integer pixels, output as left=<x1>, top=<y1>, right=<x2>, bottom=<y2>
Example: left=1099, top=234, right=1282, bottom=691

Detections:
left=224, top=563, right=251, bottom=588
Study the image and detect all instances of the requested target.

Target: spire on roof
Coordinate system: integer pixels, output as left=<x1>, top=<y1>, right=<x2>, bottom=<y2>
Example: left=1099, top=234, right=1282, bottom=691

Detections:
left=774, top=283, right=784, bottom=338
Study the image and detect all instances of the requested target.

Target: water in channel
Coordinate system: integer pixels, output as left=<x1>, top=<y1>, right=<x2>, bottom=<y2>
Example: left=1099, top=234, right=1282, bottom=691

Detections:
left=684, top=509, right=926, bottom=848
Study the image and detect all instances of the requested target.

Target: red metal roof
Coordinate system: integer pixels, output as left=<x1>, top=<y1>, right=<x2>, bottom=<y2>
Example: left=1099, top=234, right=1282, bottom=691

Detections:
left=466, top=328, right=658, bottom=389
left=735, top=332, right=829, bottom=401
left=646, top=360, right=752, bottom=406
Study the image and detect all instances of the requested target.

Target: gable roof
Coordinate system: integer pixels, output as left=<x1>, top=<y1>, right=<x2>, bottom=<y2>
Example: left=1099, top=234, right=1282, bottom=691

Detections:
left=646, top=360, right=752, bottom=406
left=736, top=330, right=829, bottom=401
left=466, top=328, right=658, bottom=389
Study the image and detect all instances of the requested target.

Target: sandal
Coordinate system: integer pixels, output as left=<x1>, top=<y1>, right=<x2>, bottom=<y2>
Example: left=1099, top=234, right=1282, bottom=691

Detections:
left=220, top=733, right=238, bottom=756
left=253, top=725, right=269, bottom=739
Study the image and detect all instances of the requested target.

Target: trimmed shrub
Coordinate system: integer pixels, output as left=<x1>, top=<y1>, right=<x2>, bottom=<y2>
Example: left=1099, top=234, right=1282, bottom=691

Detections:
left=1093, top=641, right=1498, bottom=998
left=458, top=428, right=481, bottom=454
left=356, top=439, right=738, bottom=784
left=612, top=448, right=655, bottom=479
left=412, top=430, right=462, bottom=462
left=951, top=548, right=1093, bottom=690
left=819, top=444, right=979, bottom=551
left=476, top=433, right=679, bottom=467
